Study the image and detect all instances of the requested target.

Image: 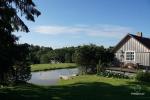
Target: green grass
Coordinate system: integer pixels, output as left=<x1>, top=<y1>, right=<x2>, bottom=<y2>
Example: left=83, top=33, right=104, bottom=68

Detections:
left=0, top=75, right=150, bottom=100
left=31, top=63, right=78, bottom=72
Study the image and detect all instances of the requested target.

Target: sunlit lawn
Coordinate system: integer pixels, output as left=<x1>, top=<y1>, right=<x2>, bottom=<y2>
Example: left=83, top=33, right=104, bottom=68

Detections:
left=31, top=63, right=77, bottom=72
left=0, top=75, right=150, bottom=100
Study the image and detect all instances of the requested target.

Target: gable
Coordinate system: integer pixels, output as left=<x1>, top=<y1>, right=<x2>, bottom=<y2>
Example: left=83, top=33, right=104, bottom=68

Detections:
left=130, top=34, right=150, bottom=49
left=113, top=34, right=149, bottom=53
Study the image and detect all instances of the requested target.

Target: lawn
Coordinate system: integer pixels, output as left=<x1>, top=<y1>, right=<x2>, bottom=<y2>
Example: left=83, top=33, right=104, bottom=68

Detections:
left=0, top=75, right=150, bottom=100
left=31, top=63, right=78, bottom=72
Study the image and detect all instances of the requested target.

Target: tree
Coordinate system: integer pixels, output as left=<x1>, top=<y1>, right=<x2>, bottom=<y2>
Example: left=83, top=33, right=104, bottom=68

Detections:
left=28, top=45, right=52, bottom=64
left=65, top=53, right=72, bottom=63
left=0, top=0, right=41, bottom=33
left=40, top=54, right=50, bottom=64
left=0, top=0, right=40, bottom=84
left=0, top=33, right=17, bottom=84
left=12, top=44, right=31, bottom=83
left=74, top=44, right=99, bottom=74
left=74, top=44, right=114, bottom=74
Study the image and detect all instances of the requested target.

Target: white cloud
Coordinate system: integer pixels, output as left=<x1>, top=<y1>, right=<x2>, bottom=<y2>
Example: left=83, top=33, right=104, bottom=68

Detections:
left=33, top=24, right=133, bottom=38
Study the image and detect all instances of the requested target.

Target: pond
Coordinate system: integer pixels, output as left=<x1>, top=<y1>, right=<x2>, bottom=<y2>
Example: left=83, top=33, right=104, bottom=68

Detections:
left=28, top=68, right=79, bottom=86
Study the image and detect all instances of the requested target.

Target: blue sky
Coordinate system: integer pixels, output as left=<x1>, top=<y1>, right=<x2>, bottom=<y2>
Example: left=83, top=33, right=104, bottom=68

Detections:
left=14, top=0, right=150, bottom=48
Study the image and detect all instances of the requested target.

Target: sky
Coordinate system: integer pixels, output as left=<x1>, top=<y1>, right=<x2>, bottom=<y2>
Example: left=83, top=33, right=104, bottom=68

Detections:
left=13, top=0, right=150, bottom=49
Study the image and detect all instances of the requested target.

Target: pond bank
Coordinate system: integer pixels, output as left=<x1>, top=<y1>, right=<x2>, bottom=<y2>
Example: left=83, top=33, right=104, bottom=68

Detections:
left=31, top=63, right=78, bottom=72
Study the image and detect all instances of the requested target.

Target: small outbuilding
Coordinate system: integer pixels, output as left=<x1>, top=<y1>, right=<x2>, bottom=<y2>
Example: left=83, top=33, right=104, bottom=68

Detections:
left=113, top=32, right=150, bottom=69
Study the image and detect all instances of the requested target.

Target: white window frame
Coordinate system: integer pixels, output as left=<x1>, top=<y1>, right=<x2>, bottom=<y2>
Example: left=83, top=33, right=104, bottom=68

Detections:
left=125, top=51, right=135, bottom=61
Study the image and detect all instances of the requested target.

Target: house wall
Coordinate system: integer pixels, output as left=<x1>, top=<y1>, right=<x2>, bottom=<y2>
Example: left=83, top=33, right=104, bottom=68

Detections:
left=115, top=37, right=150, bottom=67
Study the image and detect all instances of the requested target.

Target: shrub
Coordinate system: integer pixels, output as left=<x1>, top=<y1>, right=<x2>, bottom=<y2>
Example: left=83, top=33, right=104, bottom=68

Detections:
left=136, top=71, right=150, bottom=82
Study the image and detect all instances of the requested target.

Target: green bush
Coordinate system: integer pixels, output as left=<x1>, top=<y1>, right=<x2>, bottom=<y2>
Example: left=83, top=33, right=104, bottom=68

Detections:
left=136, top=71, right=150, bottom=82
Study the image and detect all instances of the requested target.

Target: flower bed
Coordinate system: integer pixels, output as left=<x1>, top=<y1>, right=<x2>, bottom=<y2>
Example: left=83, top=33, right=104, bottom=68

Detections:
left=97, top=70, right=129, bottom=79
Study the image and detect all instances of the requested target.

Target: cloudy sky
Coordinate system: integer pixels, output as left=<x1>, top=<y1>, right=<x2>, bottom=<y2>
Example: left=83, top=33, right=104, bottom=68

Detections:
left=14, top=0, right=150, bottom=48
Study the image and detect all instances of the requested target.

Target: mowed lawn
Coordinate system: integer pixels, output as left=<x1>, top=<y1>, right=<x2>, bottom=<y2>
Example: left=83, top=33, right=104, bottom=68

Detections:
left=31, top=63, right=78, bottom=72
left=0, top=75, right=150, bottom=100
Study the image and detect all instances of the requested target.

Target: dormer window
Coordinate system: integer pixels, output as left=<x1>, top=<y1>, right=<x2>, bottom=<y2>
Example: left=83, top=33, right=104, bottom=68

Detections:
left=125, top=51, right=135, bottom=61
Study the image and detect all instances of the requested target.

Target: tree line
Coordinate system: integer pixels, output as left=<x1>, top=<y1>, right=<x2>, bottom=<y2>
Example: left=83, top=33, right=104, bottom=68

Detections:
left=28, top=45, right=76, bottom=64
left=28, top=44, right=114, bottom=74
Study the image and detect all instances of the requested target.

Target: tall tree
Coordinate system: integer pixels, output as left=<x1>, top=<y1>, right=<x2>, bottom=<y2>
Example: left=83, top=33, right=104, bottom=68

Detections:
left=74, top=44, right=113, bottom=74
left=0, top=0, right=40, bottom=84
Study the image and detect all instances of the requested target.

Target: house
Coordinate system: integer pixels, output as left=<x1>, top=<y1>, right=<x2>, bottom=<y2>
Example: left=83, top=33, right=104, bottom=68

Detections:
left=113, top=32, right=150, bottom=69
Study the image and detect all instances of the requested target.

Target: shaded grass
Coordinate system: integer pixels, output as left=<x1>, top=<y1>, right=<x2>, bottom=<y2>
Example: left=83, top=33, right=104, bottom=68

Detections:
left=31, top=63, right=77, bottom=72
left=0, top=75, right=150, bottom=100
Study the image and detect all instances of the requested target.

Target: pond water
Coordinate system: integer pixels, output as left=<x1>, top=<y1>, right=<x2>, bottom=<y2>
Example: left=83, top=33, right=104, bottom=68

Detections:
left=28, top=68, right=79, bottom=86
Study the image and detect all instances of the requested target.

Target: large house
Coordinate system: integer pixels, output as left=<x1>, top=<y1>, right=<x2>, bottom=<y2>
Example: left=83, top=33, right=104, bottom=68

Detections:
left=113, top=32, right=150, bottom=69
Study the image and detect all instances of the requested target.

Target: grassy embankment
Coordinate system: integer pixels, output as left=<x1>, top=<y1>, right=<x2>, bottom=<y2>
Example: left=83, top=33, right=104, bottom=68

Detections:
left=31, top=63, right=78, bottom=72
left=0, top=75, right=150, bottom=100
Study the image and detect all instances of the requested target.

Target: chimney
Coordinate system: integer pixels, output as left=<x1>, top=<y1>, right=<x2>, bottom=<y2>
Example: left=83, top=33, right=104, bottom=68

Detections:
left=136, top=32, right=142, bottom=37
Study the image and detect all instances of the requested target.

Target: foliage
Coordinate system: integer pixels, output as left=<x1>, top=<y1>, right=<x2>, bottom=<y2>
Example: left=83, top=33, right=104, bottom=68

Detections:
left=50, top=47, right=75, bottom=63
left=12, top=61, right=31, bottom=83
left=74, top=44, right=102, bottom=73
left=27, top=45, right=75, bottom=64
left=0, top=44, right=31, bottom=84
left=28, top=45, right=52, bottom=64
left=40, top=54, right=50, bottom=64
left=65, top=53, right=72, bottom=63
left=12, top=44, right=31, bottom=83
left=0, top=0, right=41, bottom=33
left=27, top=44, right=114, bottom=68
left=0, top=33, right=17, bottom=84
left=74, top=44, right=114, bottom=74
left=0, top=0, right=40, bottom=84
left=136, top=71, right=150, bottom=82
left=28, top=45, right=41, bottom=64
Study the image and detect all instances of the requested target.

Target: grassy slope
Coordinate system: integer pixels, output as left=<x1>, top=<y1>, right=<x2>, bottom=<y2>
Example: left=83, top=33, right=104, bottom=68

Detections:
left=31, top=63, right=77, bottom=72
left=0, top=75, right=150, bottom=100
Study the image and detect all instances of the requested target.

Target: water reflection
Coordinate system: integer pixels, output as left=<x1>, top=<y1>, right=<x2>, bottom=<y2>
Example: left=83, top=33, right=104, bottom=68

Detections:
left=28, top=68, right=78, bottom=86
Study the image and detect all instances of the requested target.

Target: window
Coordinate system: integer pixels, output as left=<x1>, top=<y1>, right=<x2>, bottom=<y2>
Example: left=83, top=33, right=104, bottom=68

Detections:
left=125, top=51, right=135, bottom=61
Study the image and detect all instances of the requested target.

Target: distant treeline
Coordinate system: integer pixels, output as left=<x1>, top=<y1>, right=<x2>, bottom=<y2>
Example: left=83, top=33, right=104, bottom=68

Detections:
left=28, top=44, right=76, bottom=64
left=27, top=44, right=114, bottom=65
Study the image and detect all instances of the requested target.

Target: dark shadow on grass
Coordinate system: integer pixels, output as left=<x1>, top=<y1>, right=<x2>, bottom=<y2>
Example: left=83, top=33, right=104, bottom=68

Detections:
left=0, top=82, right=150, bottom=100
left=125, top=81, right=150, bottom=97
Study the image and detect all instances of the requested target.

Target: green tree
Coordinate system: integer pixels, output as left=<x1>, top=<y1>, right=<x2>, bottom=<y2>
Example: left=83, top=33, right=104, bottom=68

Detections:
left=28, top=45, right=41, bottom=64
left=0, top=33, right=17, bottom=84
left=0, top=0, right=40, bottom=84
left=12, top=44, right=31, bottom=83
left=74, top=44, right=98, bottom=74
left=65, top=53, right=72, bottom=63
left=40, top=54, right=50, bottom=64
left=28, top=45, right=52, bottom=64
left=74, top=44, right=113, bottom=74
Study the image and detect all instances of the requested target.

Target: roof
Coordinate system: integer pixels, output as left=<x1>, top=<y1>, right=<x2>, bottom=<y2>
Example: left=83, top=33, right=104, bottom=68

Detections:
left=113, top=33, right=150, bottom=52
left=129, top=34, right=150, bottom=49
